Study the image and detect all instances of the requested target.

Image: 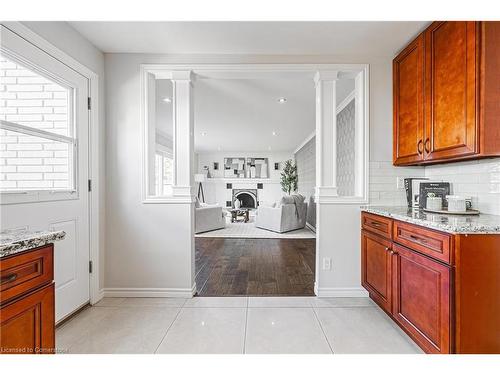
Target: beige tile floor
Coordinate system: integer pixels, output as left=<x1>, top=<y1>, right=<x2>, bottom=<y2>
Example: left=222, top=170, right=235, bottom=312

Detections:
left=56, top=297, right=423, bottom=354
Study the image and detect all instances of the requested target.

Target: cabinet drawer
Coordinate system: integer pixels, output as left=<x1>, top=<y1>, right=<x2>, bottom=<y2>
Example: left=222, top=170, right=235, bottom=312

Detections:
left=393, top=221, right=451, bottom=264
left=0, top=245, right=54, bottom=304
left=362, top=212, right=393, bottom=239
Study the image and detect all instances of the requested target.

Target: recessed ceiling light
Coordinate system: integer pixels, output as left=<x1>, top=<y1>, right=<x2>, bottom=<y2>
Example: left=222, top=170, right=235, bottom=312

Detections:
left=201, top=132, right=207, bottom=136
left=272, top=131, right=277, bottom=136
left=163, top=97, right=172, bottom=103
left=278, top=97, right=287, bottom=103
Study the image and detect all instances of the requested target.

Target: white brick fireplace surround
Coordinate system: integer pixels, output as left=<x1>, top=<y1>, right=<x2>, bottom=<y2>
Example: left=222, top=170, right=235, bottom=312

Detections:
left=196, top=151, right=292, bottom=207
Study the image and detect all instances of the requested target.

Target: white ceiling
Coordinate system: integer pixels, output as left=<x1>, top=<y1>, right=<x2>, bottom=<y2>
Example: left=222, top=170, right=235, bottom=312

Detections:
left=69, top=21, right=427, bottom=56
left=155, top=77, right=355, bottom=153
left=69, top=21, right=428, bottom=152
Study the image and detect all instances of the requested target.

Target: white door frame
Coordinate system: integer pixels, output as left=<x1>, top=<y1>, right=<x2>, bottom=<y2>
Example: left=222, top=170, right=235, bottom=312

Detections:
left=141, top=63, right=369, bottom=296
left=1, top=22, right=103, bottom=304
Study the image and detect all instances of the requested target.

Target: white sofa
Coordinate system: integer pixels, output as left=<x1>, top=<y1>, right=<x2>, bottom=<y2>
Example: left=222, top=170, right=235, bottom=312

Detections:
left=195, top=203, right=225, bottom=234
left=255, top=195, right=307, bottom=233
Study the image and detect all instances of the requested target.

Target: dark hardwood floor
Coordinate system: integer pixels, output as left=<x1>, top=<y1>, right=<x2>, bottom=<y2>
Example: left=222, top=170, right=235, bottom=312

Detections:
left=195, top=238, right=316, bottom=296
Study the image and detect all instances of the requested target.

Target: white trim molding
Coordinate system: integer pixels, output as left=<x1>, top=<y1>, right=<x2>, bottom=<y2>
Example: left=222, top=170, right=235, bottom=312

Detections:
left=336, top=90, right=356, bottom=115
left=316, top=287, right=369, bottom=298
left=314, top=67, right=369, bottom=205
left=293, top=130, right=316, bottom=155
left=103, top=286, right=196, bottom=299
left=141, top=66, right=197, bottom=204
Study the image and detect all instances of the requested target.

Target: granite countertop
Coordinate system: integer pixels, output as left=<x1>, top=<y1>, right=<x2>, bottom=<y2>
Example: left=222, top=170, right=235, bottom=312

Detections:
left=0, top=229, right=66, bottom=258
left=361, top=206, right=500, bottom=234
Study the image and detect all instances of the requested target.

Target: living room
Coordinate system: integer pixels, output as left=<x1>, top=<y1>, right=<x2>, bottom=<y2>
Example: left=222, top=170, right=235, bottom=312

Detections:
left=182, top=75, right=358, bottom=295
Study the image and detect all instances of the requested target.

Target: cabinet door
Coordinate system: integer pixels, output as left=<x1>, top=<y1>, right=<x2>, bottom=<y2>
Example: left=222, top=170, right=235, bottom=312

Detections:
left=361, top=230, right=392, bottom=313
left=424, top=21, right=478, bottom=161
left=0, top=283, right=55, bottom=354
left=392, top=244, right=451, bottom=354
left=393, top=34, right=425, bottom=165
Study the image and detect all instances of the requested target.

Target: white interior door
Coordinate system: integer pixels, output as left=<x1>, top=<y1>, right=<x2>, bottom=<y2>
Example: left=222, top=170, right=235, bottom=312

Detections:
left=0, top=25, right=90, bottom=322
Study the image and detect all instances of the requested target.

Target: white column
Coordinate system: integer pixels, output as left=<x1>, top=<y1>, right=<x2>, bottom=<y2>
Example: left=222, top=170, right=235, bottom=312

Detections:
left=171, top=70, right=195, bottom=199
left=170, top=71, right=196, bottom=294
left=314, top=71, right=339, bottom=201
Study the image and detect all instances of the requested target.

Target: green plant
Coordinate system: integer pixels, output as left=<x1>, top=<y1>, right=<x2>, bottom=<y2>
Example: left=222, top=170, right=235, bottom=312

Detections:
left=280, top=159, right=298, bottom=195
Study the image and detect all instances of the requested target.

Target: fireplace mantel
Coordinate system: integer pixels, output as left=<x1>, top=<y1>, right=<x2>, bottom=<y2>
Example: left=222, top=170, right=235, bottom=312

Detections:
left=204, top=178, right=279, bottom=184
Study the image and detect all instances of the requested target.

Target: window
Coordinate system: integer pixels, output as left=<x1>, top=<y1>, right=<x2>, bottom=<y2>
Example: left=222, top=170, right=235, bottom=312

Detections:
left=0, top=54, right=75, bottom=192
left=143, top=71, right=174, bottom=200
left=155, top=151, right=173, bottom=196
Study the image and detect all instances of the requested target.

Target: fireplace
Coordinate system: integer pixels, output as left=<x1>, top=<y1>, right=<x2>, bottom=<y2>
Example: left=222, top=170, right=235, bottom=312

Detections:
left=232, top=189, right=258, bottom=209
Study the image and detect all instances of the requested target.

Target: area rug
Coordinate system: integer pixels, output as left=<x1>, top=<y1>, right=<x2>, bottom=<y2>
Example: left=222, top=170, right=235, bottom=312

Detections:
left=195, top=217, right=316, bottom=239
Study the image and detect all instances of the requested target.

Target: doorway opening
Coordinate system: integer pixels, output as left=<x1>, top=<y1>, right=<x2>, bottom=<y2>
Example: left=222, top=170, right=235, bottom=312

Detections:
left=142, top=64, right=369, bottom=298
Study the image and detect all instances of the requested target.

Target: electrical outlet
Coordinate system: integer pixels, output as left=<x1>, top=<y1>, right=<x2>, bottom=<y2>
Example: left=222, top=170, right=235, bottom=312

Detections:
left=322, top=258, right=331, bottom=270
left=396, top=177, right=405, bottom=190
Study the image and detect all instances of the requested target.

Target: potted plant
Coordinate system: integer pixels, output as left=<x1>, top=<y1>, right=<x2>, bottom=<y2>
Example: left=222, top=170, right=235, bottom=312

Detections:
left=280, top=159, right=298, bottom=195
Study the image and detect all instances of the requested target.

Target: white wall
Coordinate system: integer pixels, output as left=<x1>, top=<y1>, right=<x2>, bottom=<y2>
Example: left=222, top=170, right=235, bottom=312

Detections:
left=316, top=59, right=424, bottom=296
left=104, top=54, right=195, bottom=293
left=103, top=53, right=424, bottom=296
left=20, top=22, right=107, bottom=291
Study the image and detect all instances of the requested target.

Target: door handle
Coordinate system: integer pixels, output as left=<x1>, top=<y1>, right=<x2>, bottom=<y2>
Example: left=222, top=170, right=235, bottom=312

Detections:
left=1, top=273, right=18, bottom=284
left=409, top=234, right=427, bottom=244
left=424, top=138, right=430, bottom=153
left=417, top=140, right=423, bottom=154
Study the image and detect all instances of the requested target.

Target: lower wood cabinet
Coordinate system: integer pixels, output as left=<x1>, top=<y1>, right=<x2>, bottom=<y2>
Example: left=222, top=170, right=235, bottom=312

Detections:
left=0, top=245, right=55, bottom=355
left=0, top=283, right=55, bottom=354
left=361, top=211, right=500, bottom=354
left=361, top=230, right=392, bottom=313
left=392, top=244, right=451, bottom=354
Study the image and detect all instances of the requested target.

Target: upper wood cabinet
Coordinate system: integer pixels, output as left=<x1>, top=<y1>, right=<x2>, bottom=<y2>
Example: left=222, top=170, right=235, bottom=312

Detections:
left=393, top=34, right=425, bottom=165
left=393, top=21, right=500, bottom=166
left=424, top=21, right=478, bottom=161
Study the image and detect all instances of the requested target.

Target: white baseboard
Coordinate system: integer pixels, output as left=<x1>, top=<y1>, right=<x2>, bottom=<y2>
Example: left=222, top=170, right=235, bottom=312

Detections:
left=316, top=287, right=369, bottom=298
left=103, top=285, right=196, bottom=299
left=93, top=288, right=105, bottom=304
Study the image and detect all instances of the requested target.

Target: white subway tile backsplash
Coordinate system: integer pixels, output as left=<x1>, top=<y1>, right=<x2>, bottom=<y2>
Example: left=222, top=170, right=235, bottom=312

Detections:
left=424, top=159, right=500, bottom=215
left=369, top=158, right=500, bottom=215
left=369, top=161, right=425, bottom=206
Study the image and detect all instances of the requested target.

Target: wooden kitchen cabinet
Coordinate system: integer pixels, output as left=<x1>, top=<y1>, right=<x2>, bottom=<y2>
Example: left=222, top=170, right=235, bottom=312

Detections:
left=393, top=34, right=425, bottom=165
left=361, top=230, right=393, bottom=313
left=0, top=245, right=55, bottom=354
left=0, top=283, right=55, bottom=354
left=393, top=21, right=500, bottom=166
left=424, top=21, right=478, bottom=161
left=361, top=211, right=500, bottom=353
left=392, top=244, right=451, bottom=354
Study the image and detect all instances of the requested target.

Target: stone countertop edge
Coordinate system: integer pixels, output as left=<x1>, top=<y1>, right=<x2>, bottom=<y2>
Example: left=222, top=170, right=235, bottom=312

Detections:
left=361, top=206, right=500, bottom=235
left=0, top=230, right=66, bottom=258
